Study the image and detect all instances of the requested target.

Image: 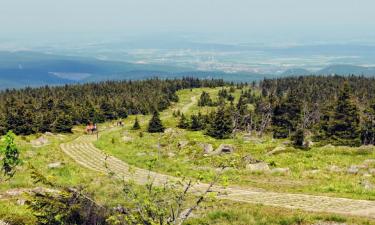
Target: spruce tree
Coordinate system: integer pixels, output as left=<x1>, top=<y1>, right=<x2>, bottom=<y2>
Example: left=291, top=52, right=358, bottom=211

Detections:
left=198, top=91, right=213, bottom=107
left=177, top=114, right=190, bottom=129
left=190, top=113, right=205, bottom=131
left=328, top=83, right=360, bottom=146
left=52, top=113, right=73, bottom=133
left=206, top=105, right=233, bottom=139
left=361, top=102, right=375, bottom=145
left=272, top=91, right=302, bottom=138
left=147, top=111, right=165, bottom=133
left=132, top=117, right=141, bottom=130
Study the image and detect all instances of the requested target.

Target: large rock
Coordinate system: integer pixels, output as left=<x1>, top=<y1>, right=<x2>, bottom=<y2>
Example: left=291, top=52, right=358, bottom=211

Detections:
left=215, top=144, right=235, bottom=154
left=178, top=141, right=189, bottom=149
left=199, top=143, right=213, bottom=154
left=369, top=168, right=375, bottom=175
left=246, top=162, right=270, bottom=173
left=266, top=146, right=287, bottom=156
left=48, top=162, right=64, bottom=169
left=347, top=165, right=359, bottom=175
left=271, top=167, right=291, bottom=175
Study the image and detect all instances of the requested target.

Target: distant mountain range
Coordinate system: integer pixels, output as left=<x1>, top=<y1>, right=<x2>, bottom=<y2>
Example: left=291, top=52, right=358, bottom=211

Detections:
left=0, top=51, right=375, bottom=89
left=281, top=65, right=375, bottom=77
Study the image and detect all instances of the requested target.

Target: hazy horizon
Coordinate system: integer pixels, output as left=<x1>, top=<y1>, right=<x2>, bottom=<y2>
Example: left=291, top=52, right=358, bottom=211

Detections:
left=1, top=0, right=375, bottom=46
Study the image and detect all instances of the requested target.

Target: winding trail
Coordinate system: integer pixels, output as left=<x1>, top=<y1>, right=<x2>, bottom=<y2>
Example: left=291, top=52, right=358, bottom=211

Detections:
left=60, top=93, right=375, bottom=219
left=61, top=135, right=375, bottom=219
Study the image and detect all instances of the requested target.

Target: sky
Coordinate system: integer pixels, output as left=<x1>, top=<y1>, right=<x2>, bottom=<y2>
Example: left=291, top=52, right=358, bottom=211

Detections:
left=1, top=0, right=375, bottom=44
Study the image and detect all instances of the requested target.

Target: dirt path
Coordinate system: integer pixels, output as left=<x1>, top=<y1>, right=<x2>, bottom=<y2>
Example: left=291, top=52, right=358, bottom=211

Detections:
left=181, top=96, right=197, bottom=114
left=61, top=134, right=375, bottom=219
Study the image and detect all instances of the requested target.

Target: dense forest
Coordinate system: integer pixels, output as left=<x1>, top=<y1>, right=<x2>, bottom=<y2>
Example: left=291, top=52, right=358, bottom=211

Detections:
left=178, top=75, right=375, bottom=147
left=0, top=78, right=225, bottom=135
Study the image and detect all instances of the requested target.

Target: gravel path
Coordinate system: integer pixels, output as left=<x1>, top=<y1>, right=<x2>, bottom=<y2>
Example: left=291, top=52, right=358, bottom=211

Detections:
left=61, top=134, right=375, bottom=219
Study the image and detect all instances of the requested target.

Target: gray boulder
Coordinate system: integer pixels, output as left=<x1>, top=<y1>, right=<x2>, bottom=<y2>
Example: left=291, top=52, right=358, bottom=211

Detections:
left=215, top=144, right=235, bottom=154
left=347, top=165, right=359, bottom=175
left=199, top=143, right=213, bottom=154
left=246, top=162, right=270, bottom=173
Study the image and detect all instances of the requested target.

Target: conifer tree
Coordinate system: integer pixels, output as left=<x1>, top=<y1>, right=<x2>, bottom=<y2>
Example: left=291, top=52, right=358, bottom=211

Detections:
left=147, top=111, right=165, bottom=133
left=198, top=91, right=213, bottom=107
left=177, top=114, right=190, bottom=129
left=52, top=113, right=73, bottom=133
left=272, top=91, right=302, bottom=138
left=206, top=105, right=233, bottom=139
left=190, top=113, right=205, bottom=131
left=132, top=117, right=141, bottom=130
left=328, top=83, right=361, bottom=146
left=361, top=102, right=375, bottom=145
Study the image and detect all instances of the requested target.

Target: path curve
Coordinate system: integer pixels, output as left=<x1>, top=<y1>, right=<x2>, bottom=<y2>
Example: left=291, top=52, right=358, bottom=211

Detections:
left=61, top=134, right=375, bottom=219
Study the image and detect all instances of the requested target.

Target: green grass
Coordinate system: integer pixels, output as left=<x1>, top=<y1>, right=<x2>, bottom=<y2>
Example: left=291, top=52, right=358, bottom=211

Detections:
left=186, top=200, right=374, bottom=225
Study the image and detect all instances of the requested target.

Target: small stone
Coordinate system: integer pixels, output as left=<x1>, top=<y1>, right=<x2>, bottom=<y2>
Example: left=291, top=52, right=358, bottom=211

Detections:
left=136, top=152, right=146, bottom=157
left=164, top=128, right=174, bottom=134
left=271, top=167, right=291, bottom=175
left=246, top=162, right=270, bottom=173
left=328, top=165, right=342, bottom=173
left=282, top=141, right=291, bottom=145
left=122, top=136, right=133, bottom=142
left=369, top=168, right=375, bottom=175
left=16, top=199, right=26, bottom=205
left=178, top=141, right=189, bottom=149
left=167, top=152, right=176, bottom=158
left=347, top=165, right=359, bottom=175
left=48, top=162, right=63, bottom=169
left=266, top=146, right=287, bottom=156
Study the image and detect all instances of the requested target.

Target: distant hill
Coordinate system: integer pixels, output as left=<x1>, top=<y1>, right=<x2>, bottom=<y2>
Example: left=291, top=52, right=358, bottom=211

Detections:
left=281, top=68, right=311, bottom=76
left=316, top=65, right=375, bottom=76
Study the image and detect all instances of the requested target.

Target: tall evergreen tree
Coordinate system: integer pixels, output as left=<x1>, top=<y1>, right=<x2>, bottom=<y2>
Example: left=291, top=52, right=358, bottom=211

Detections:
left=147, top=111, right=165, bottom=133
left=206, top=105, right=233, bottom=139
left=328, top=83, right=361, bottom=146
left=52, top=113, right=73, bottom=133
